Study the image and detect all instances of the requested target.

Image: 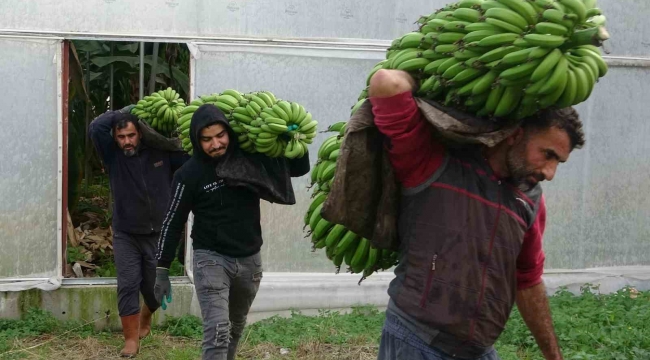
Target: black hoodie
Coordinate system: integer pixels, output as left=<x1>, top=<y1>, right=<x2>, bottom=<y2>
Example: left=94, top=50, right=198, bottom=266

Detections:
left=155, top=104, right=310, bottom=268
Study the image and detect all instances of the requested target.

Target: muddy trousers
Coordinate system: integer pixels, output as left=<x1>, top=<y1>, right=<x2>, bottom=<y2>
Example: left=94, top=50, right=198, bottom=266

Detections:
left=378, top=311, right=501, bottom=360
left=193, top=249, right=263, bottom=360
left=113, top=230, right=161, bottom=317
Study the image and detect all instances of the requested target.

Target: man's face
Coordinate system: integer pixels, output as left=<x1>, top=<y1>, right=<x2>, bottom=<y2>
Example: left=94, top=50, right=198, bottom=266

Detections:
left=114, top=122, right=141, bottom=157
left=506, top=126, right=572, bottom=190
left=200, top=123, right=230, bottom=158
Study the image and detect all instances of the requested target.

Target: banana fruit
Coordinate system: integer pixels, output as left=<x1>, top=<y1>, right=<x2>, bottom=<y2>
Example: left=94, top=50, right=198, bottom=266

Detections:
left=304, top=122, right=399, bottom=282
left=169, top=89, right=316, bottom=158
left=359, top=0, right=610, bottom=121
left=131, top=87, right=186, bottom=137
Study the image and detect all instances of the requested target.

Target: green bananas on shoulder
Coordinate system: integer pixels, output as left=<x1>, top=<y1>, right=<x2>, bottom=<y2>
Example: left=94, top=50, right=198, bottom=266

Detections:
left=304, top=120, right=399, bottom=283
left=131, top=87, right=186, bottom=137
left=359, top=0, right=610, bottom=121
left=173, top=89, right=317, bottom=159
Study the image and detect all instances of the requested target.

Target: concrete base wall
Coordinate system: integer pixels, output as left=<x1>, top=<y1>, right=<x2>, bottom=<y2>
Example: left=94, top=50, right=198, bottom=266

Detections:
left=1, top=267, right=649, bottom=330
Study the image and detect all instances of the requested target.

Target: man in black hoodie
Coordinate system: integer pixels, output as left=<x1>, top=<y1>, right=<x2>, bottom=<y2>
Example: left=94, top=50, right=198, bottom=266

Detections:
left=154, top=104, right=310, bottom=360
left=88, top=106, right=189, bottom=358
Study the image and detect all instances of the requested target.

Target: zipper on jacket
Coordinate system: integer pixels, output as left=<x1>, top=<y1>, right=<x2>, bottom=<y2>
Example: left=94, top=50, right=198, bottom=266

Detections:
left=465, top=183, right=502, bottom=345
left=419, top=253, right=438, bottom=309
left=139, top=155, right=155, bottom=232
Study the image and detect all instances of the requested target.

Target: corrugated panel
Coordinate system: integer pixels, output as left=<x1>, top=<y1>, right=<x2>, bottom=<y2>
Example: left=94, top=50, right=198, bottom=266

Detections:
left=1, top=1, right=645, bottom=58
left=0, top=0, right=438, bottom=42
left=0, top=37, right=60, bottom=278
left=543, top=65, right=650, bottom=269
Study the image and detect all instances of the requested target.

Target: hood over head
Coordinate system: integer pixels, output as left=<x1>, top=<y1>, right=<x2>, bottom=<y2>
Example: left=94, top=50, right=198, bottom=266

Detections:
left=189, top=104, right=238, bottom=160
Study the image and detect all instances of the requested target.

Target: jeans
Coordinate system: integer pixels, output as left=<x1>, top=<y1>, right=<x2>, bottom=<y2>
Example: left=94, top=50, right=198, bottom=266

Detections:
left=193, top=249, right=263, bottom=360
left=378, top=312, right=501, bottom=360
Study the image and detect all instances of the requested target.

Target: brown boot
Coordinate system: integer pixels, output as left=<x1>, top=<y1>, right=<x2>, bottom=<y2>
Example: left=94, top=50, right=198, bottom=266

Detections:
left=120, top=314, right=140, bottom=358
left=139, top=304, right=153, bottom=339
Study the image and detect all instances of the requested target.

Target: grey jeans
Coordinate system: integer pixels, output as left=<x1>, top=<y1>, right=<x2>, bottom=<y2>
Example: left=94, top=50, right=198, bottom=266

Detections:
left=193, top=249, right=263, bottom=360
left=378, top=312, right=501, bottom=360
left=113, top=230, right=160, bottom=317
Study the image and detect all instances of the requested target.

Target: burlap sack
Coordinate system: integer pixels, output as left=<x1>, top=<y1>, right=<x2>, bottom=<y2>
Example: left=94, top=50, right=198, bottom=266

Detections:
left=320, top=98, right=519, bottom=251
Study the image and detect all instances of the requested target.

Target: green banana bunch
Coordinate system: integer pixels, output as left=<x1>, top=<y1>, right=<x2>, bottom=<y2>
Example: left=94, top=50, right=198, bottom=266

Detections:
left=229, top=90, right=316, bottom=159
left=361, top=0, right=610, bottom=121
left=131, top=87, right=186, bottom=137
left=303, top=120, right=399, bottom=283
left=174, top=89, right=316, bottom=159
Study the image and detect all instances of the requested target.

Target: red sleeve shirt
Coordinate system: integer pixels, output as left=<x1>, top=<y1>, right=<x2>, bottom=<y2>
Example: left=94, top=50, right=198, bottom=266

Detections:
left=516, top=195, right=547, bottom=290
left=369, top=91, right=545, bottom=290
left=369, top=91, right=445, bottom=188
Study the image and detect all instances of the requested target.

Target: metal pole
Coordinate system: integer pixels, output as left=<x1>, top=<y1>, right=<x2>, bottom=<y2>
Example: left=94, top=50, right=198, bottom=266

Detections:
left=84, top=51, right=91, bottom=192
left=108, top=43, right=114, bottom=216
left=139, top=41, right=145, bottom=100
left=149, top=42, right=159, bottom=94
left=109, top=43, right=114, bottom=110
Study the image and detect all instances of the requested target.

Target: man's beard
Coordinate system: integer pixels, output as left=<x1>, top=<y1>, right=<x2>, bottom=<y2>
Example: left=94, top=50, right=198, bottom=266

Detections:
left=207, top=146, right=226, bottom=158
left=122, top=145, right=137, bottom=157
left=505, top=145, right=543, bottom=190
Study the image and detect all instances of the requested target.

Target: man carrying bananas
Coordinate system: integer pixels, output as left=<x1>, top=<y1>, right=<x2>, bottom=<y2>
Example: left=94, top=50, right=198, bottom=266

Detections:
left=153, top=104, right=310, bottom=360
left=368, top=69, right=585, bottom=360
left=88, top=106, right=190, bottom=358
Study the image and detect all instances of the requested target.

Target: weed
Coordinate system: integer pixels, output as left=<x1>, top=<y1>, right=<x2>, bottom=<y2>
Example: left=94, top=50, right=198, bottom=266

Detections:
left=66, top=246, right=87, bottom=264
left=158, top=315, right=203, bottom=339
left=1, top=287, right=649, bottom=359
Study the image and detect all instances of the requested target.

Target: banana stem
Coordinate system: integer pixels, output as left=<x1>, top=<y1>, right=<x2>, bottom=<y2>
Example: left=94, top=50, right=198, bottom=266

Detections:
left=566, top=26, right=610, bottom=48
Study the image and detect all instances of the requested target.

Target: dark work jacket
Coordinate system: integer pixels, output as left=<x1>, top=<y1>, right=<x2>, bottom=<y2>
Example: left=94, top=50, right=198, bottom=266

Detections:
left=88, top=110, right=189, bottom=235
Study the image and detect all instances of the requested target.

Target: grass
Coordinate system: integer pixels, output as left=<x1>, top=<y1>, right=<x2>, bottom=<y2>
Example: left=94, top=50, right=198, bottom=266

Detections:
left=0, top=286, right=648, bottom=359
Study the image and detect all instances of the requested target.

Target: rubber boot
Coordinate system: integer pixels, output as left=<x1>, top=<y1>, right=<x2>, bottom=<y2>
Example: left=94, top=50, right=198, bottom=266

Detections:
left=139, top=304, right=153, bottom=339
left=120, top=314, right=140, bottom=358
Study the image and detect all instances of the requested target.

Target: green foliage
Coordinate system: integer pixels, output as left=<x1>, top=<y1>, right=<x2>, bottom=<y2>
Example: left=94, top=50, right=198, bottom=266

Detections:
left=2, top=287, right=649, bottom=359
left=243, top=306, right=385, bottom=348
left=497, top=285, right=650, bottom=359
left=158, top=314, right=203, bottom=339
left=66, top=245, right=86, bottom=264
left=169, top=258, right=185, bottom=277
left=153, top=288, right=650, bottom=359
left=94, top=257, right=117, bottom=277
left=0, top=308, right=92, bottom=354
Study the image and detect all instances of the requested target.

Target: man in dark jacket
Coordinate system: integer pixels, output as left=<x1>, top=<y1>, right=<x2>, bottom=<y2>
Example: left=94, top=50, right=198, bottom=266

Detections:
left=154, top=104, right=310, bottom=360
left=88, top=107, right=189, bottom=358
left=369, top=69, right=585, bottom=360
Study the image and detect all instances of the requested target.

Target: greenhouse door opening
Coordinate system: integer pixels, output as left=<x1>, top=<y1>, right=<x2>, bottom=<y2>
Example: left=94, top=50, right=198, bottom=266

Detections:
left=63, top=40, right=191, bottom=280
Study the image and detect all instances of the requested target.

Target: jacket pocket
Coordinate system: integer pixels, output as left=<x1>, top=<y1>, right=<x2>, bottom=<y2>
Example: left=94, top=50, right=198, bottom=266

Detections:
left=419, top=253, right=437, bottom=309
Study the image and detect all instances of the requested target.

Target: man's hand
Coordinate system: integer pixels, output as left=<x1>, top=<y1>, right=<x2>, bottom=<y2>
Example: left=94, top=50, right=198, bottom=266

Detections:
left=368, top=69, right=417, bottom=98
left=154, top=267, right=172, bottom=310
left=119, top=104, right=136, bottom=114
left=516, top=282, right=563, bottom=360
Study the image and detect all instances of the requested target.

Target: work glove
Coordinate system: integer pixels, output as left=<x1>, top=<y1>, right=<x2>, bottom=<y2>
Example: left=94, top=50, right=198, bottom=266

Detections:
left=154, top=267, right=172, bottom=310
left=119, top=104, right=136, bottom=114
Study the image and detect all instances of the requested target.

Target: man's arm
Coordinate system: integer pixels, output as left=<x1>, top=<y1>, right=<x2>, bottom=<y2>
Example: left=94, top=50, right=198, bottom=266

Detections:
left=367, top=69, right=445, bottom=188
left=516, top=196, right=562, bottom=359
left=88, top=110, right=119, bottom=166
left=516, top=283, right=563, bottom=359
left=156, top=172, right=193, bottom=269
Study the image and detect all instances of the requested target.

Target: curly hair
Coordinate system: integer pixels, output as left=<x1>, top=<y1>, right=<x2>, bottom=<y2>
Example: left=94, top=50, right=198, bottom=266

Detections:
left=521, top=106, right=585, bottom=149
